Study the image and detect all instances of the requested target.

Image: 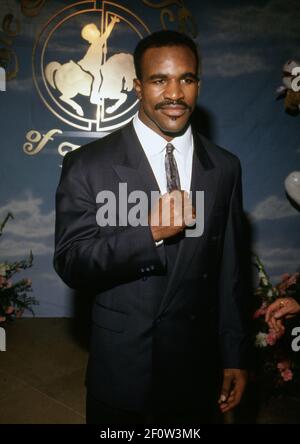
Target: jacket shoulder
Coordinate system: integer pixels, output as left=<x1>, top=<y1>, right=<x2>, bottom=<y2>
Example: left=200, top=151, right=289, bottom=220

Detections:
left=197, top=132, right=241, bottom=172
left=63, top=124, right=128, bottom=167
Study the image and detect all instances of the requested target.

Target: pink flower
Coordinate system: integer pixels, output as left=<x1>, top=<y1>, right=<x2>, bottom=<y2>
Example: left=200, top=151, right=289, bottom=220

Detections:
left=277, top=360, right=290, bottom=371
left=278, top=274, right=291, bottom=295
left=266, top=330, right=278, bottom=345
left=278, top=272, right=300, bottom=295
left=281, top=369, right=293, bottom=381
left=287, top=272, right=299, bottom=287
left=281, top=273, right=290, bottom=282
left=266, top=327, right=284, bottom=346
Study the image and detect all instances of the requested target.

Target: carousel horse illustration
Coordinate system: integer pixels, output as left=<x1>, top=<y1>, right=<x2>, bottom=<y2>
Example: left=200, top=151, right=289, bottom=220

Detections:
left=45, top=16, right=136, bottom=116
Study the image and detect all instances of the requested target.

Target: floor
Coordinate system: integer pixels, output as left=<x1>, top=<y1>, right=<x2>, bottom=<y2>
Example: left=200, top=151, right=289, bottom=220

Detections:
left=1, top=318, right=300, bottom=424
left=0, top=318, right=88, bottom=424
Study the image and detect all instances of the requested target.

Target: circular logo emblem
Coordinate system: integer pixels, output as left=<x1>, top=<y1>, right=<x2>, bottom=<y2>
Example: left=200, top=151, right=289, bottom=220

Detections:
left=33, top=1, right=149, bottom=131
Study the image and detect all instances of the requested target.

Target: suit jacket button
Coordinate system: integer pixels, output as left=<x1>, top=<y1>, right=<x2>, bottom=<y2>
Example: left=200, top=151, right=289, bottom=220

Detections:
left=202, top=273, right=208, bottom=279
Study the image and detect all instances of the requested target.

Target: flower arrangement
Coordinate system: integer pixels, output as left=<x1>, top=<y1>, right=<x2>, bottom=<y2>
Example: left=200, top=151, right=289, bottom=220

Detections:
left=276, top=59, right=300, bottom=116
left=253, top=255, right=300, bottom=398
left=0, top=213, right=38, bottom=323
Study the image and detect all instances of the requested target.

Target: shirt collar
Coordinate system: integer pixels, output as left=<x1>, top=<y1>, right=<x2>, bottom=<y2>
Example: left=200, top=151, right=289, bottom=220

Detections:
left=133, top=112, right=193, bottom=157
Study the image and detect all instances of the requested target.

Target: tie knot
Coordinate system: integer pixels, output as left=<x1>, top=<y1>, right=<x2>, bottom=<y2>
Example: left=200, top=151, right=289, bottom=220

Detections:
left=166, top=143, right=175, bottom=155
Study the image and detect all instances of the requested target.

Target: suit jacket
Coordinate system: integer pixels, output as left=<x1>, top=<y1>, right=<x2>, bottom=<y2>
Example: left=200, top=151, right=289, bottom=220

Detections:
left=53, top=122, right=249, bottom=412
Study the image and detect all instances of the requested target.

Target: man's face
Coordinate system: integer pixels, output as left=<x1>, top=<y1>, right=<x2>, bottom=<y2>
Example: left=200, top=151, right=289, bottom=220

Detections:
left=134, top=45, right=200, bottom=140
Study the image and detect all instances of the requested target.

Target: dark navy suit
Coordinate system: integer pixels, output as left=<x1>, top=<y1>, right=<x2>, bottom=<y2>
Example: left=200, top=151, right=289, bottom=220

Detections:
left=54, top=122, right=249, bottom=420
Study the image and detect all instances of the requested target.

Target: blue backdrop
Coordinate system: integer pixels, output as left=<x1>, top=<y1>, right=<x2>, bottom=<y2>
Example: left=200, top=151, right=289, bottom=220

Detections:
left=0, top=0, right=299, bottom=316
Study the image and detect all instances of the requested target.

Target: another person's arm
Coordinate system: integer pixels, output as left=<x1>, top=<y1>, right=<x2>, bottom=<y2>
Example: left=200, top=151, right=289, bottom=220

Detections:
left=265, top=297, right=300, bottom=333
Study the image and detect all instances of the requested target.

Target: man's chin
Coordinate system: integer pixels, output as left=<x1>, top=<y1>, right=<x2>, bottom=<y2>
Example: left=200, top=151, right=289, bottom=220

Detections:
left=159, top=121, right=189, bottom=138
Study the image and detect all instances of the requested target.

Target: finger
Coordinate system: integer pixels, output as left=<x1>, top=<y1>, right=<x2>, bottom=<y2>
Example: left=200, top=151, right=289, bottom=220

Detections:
left=219, top=396, right=237, bottom=411
left=226, top=393, right=235, bottom=404
left=219, top=395, right=235, bottom=409
left=171, top=189, right=183, bottom=197
left=266, top=300, right=288, bottom=322
left=218, top=374, right=232, bottom=404
left=266, top=307, right=283, bottom=323
left=220, top=390, right=241, bottom=413
left=180, top=190, right=189, bottom=197
left=220, top=399, right=239, bottom=413
left=265, top=304, right=279, bottom=322
left=183, top=206, right=196, bottom=225
left=269, top=315, right=277, bottom=330
left=268, top=322, right=275, bottom=335
left=219, top=377, right=246, bottom=413
left=274, top=318, right=285, bottom=334
left=225, top=374, right=246, bottom=407
left=269, top=316, right=282, bottom=333
left=219, top=394, right=235, bottom=412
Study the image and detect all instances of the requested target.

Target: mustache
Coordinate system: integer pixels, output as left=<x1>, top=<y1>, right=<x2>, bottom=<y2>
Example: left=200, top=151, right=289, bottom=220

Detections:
left=155, top=100, right=192, bottom=111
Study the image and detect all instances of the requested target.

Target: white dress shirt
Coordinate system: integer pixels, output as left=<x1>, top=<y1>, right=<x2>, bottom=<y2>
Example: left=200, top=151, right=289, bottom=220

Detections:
left=132, top=113, right=194, bottom=195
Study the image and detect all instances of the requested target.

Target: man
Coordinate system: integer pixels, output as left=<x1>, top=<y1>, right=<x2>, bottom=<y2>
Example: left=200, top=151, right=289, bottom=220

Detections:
left=54, top=30, right=249, bottom=424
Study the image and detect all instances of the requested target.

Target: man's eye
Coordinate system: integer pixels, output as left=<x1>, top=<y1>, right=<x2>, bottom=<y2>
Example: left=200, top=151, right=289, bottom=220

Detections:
left=182, top=78, right=195, bottom=84
left=153, top=79, right=165, bottom=85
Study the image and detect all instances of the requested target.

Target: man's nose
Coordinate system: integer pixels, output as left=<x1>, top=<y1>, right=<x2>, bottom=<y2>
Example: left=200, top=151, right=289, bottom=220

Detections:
left=163, top=80, right=184, bottom=101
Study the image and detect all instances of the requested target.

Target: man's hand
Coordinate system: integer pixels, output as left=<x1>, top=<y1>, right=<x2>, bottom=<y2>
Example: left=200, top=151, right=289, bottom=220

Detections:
left=218, top=369, right=248, bottom=413
left=149, top=190, right=196, bottom=241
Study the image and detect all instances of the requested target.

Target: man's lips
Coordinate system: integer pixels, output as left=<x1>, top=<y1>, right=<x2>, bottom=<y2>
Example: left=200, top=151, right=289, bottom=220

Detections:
left=159, top=106, right=187, bottom=117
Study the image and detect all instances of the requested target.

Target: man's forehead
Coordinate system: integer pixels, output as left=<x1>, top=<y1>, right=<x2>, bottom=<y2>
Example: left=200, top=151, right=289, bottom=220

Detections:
left=143, top=45, right=195, bottom=57
left=141, top=46, right=197, bottom=71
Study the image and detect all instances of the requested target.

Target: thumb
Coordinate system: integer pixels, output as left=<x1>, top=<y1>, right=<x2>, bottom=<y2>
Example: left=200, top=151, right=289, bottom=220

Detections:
left=218, top=373, right=232, bottom=403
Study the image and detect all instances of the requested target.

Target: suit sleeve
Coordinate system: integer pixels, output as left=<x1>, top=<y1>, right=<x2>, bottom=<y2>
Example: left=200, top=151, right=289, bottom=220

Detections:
left=218, top=159, right=251, bottom=369
left=53, top=152, right=166, bottom=290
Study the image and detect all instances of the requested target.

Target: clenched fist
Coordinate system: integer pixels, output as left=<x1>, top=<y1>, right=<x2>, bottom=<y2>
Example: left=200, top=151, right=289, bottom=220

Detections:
left=148, top=190, right=196, bottom=242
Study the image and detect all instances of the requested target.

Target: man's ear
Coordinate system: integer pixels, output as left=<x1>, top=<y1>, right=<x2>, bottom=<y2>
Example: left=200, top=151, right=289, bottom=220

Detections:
left=133, top=78, right=142, bottom=100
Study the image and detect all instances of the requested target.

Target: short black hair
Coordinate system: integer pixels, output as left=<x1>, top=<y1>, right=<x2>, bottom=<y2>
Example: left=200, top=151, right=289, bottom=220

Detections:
left=133, top=30, right=200, bottom=80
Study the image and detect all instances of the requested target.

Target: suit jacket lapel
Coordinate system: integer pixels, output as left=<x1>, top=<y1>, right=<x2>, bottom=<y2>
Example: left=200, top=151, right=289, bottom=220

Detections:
left=112, top=122, right=161, bottom=199
left=112, top=123, right=221, bottom=316
left=156, top=130, right=221, bottom=317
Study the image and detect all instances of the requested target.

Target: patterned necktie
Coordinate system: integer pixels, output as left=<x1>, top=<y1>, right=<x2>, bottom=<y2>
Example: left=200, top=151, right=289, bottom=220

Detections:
left=165, top=143, right=181, bottom=192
